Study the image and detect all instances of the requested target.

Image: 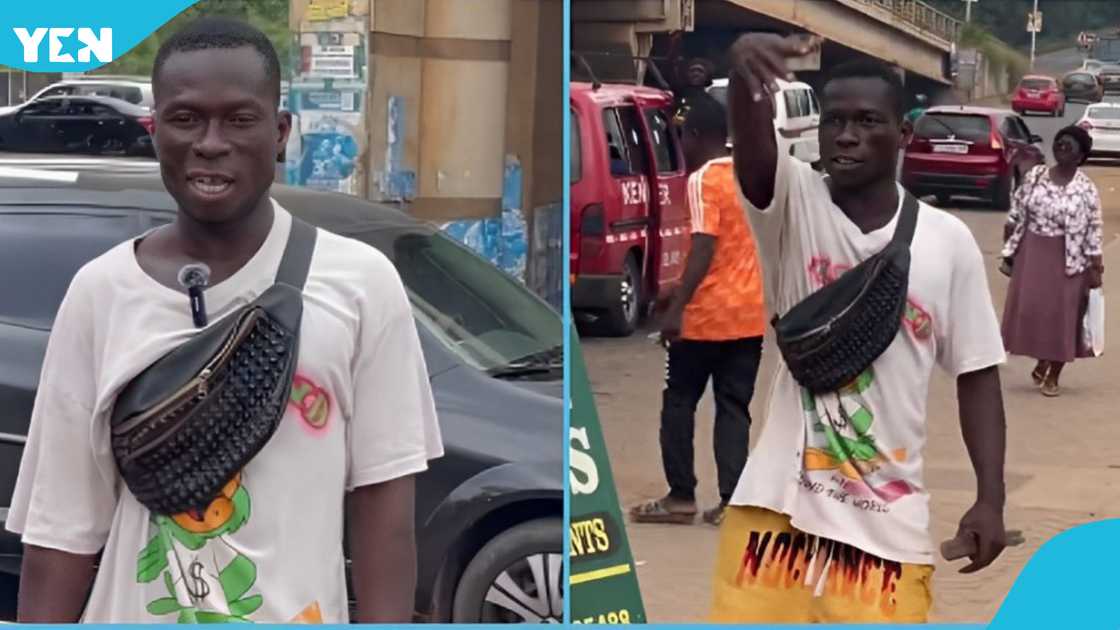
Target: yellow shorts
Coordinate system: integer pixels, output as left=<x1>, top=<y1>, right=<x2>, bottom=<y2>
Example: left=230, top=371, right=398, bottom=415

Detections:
left=709, top=506, right=933, bottom=623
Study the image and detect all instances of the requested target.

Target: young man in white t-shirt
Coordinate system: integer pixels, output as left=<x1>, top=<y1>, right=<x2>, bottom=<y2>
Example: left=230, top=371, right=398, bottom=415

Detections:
left=7, top=17, right=442, bottom=623
left=708, top=35, right=1009, bottom=623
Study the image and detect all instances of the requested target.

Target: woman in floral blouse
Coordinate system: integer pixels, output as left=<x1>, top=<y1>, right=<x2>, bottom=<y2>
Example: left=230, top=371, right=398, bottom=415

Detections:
left=1001, top=125, right=1103, bottom=397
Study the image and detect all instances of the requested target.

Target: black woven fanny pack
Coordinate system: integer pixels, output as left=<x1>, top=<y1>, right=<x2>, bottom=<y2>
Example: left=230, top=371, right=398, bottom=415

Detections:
left=110, top=217, right=317, bottom=516
left=772, top=191, right=918, bottom=394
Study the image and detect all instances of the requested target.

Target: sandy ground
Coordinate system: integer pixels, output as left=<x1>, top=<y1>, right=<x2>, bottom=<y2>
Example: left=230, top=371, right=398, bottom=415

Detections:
left=580, top=114, right=1120, bottom=622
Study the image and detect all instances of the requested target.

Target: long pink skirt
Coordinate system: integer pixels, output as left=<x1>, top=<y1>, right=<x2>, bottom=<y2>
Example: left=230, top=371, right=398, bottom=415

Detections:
left=1001, top=231, right=1092, bottom=363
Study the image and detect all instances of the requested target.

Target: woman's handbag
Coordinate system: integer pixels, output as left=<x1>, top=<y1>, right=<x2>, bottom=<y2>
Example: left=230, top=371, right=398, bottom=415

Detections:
left=109, top=218, right=317, bottom=516
left=771, top=192, right=918, bottom=394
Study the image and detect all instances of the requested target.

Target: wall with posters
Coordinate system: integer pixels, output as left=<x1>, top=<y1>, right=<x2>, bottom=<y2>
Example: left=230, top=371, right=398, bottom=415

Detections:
left=287, top=0, right=369, bottom=196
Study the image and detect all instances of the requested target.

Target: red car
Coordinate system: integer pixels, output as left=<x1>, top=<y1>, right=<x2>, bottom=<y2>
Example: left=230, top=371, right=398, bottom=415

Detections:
left=1012, top=75, right=1066, bottom=117
left=569, top=82, right=691, bottom=336
left=901, top=106, right=1044, bottom=210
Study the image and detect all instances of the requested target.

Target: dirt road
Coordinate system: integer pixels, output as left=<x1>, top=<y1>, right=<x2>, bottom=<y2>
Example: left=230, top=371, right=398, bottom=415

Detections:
left=582, top=161, right=1120, bottom=622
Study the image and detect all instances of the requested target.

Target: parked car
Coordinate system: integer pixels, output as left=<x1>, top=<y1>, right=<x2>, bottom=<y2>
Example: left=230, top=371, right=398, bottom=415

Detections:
left=569, top=81, right=690, bottom=336
left=707, top=76, right=822, bottom=165
left=0, top=162, right=563, bottom=623
left=1077, top=102, right=1120, bottom=160
left=0, top=95, right=154, bottom=157
left=1062, top=70, right=1105, bottom=103
left=1011, top=75, right=1066, bottom=117
left=901, top=105, right=1044, bottom=209
left=30, top=76, right=152, bottom=109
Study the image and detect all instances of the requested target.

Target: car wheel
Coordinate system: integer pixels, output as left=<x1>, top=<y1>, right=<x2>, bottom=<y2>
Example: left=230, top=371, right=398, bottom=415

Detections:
left=598, top=254, right=641, bottom=337
left=451, top=518, right=563, bottom=623
left=935, top=193, right=952, bottom=207
left=993, top=175, right=1012, bottom=211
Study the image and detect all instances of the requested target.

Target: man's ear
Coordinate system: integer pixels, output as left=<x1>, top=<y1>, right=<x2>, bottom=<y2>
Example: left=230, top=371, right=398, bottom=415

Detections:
left=900, top=118, right=914, bottom=147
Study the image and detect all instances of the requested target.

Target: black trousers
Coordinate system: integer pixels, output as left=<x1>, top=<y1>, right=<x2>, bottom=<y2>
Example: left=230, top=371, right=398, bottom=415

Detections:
left=659, top=336, right=763, bottom=503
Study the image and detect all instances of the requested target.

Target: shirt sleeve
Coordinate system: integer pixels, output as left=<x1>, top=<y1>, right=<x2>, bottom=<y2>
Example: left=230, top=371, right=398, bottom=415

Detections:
left=688, top=165, right=723, bottom=236
left=346, top=253, right=443, bottom=491
left=936, top=221, right=1007, bottom=376
left=1007, top=165, right=1042, bottom=228
left=1085, top=180, right=1103, bottom=258
left=5, top=269, right=118, bottom=555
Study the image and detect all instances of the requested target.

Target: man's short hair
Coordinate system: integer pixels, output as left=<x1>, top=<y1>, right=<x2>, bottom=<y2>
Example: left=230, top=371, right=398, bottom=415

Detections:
left=678, top=92, right=727, bottom=139
left=824, top=59, right=906, bottom=120
left=152, top=16, right=281, bottom=104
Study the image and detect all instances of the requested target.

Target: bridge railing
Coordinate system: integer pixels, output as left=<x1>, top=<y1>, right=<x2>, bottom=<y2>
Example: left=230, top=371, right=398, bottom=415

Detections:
left=851, top=0, right=962, bottom=44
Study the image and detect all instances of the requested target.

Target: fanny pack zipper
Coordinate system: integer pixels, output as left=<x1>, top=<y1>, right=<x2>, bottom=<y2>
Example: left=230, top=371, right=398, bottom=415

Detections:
left=781, top=256, right=888, bottom=344
left=114, top=308, right=265, bottom=460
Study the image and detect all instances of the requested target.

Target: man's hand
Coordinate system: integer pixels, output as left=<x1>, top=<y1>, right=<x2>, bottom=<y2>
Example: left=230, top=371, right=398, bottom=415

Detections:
left=659, top=304, right=684, bottom=344
left=954, top=500, right=1007, bottom=574
left=728, top=33, right=822, bottom=104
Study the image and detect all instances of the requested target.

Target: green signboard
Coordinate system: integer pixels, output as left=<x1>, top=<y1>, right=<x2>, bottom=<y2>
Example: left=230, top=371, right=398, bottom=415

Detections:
left=568, top=328, right=647, bottom=624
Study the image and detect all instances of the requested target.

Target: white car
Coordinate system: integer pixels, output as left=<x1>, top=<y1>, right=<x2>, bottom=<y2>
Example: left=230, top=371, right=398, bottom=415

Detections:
left=1077, top=102, right=1120, bottom=159
left=707, top=77, right=822, bottom=165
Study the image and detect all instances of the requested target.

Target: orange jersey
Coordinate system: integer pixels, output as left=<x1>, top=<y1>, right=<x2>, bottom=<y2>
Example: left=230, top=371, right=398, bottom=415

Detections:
left=681, top=157, right=766, bottom=341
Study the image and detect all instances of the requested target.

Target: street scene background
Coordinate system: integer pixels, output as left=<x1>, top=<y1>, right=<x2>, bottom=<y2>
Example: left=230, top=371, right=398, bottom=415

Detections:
left=581, top=42, right=1120, bottom=624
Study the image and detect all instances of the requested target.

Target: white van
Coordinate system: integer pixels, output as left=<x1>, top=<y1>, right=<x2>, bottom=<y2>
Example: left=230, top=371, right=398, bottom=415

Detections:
left=707, top=77, right=821, bottom=166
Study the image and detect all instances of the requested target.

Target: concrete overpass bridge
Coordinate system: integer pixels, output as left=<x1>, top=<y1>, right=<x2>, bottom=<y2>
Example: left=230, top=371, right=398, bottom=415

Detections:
left=572, top=0, right=961, bottom=98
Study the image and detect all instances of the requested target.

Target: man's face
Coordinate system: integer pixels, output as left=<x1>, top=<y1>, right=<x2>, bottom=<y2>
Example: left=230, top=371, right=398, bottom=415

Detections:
left=819, top=77, right=907, bottom=190
left=687, top=64, right=709, bottom=87
left=153, top=46, right=291, bottom=225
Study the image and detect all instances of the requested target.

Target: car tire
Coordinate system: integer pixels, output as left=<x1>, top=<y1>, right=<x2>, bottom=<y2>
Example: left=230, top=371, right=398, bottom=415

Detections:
left=935, top=193, right=952, bottom=207
left=451, top=518, right=563, bottom=624
left=993, top=175, right=1013, bottom=211
left=597, top=253, right=641, bottom=337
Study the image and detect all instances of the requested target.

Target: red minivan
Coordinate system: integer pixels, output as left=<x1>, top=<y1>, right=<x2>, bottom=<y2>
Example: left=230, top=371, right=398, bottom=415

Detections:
left=901, top=106, right=1044, bottom=209
left=570, top=82, right=690, bottom=336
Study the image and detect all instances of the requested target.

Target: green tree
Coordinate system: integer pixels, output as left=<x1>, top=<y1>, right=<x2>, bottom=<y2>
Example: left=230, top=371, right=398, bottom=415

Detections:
left=93, top=0, right=293, bottom=80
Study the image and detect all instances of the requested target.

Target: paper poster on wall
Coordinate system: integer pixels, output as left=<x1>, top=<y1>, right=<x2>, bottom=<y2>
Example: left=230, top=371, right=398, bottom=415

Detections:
left=294, top=112, right=362, bottom=195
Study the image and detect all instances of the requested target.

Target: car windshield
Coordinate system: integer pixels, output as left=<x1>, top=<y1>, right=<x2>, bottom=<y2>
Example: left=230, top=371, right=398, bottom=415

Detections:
left=360, top=226, right=562, bottom=374
left=1020, top=79, right=1053, bottom=90
left=914, top=114, right=991, bottom=142
left=1066, top=73, right=1096, bottom=84
left=1088, top=107, right=1120, bottom=120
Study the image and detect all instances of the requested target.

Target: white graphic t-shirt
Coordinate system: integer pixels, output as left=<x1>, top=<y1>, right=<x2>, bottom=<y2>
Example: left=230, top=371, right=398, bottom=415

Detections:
left=6, top=205, right=444, bottom=622
left=730, top=153, right=1006, bottom=565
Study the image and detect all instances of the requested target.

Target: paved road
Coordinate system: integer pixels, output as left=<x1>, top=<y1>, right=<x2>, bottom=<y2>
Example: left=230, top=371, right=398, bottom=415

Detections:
left=582, top=61, right=1120, bottom=621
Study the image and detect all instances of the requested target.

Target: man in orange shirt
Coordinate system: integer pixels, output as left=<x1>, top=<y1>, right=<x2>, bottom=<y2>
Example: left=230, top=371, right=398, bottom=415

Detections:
left=630, top=92, right=766, bottom=526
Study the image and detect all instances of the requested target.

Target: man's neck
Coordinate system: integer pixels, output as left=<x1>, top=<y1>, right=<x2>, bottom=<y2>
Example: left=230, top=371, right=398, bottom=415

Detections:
left=172, top=198, right=275, bottom=266
left=830, top=177, right=899, bottom=234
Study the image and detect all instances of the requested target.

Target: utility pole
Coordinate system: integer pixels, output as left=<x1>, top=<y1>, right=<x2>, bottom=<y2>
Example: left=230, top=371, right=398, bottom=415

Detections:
left=964, top=0, right=975, bottom=24
left=1030, top=0, right=1039, bottom=71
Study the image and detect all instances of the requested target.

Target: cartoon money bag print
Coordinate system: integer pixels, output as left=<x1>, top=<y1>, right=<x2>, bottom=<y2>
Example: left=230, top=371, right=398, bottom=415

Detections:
left=136, top=473, right=263, bottom=623
left=801, top=368, right=915, bottom=503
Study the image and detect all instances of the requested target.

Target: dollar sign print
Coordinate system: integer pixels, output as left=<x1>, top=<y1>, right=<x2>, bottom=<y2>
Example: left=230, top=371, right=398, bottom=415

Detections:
left=185, top=561, right=211, bottom=599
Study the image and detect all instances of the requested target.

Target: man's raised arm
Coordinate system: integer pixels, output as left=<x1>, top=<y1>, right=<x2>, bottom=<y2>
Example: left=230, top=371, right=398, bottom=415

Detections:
left=727, top=34, right=821, bottom=208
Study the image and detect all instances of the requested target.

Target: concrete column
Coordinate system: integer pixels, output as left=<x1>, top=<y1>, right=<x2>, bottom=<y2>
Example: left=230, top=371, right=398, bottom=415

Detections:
left=414, top=0, right=512, bottom=220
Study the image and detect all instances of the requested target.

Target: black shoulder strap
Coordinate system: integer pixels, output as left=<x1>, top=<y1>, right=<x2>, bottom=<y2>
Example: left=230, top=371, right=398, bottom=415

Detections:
left=275, top=216, right=317, bottom=290
left=890, top=190, right=920, bottom=247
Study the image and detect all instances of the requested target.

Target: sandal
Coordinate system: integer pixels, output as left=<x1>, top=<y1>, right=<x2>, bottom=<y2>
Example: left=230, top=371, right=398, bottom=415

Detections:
left=702, top=502, right=728, bottom=526
left=1031, top=365, right=1049, bottom=386
left=629, top=497, right=696, bottom=524
left=1041, top=380, right=1061, bottom=397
